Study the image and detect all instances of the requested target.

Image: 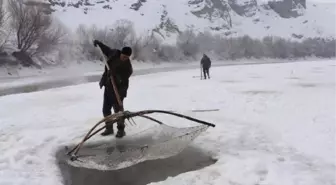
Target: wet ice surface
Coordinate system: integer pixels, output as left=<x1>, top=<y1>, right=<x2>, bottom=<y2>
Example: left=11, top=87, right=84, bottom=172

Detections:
left=56, top=145, right=217, bottom=185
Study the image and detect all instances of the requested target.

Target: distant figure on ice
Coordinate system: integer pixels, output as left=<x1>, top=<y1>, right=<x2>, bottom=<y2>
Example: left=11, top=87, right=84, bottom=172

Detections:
left=93, top=40, right=133, bottom=138
left=200, top=54, right=211, bottom=79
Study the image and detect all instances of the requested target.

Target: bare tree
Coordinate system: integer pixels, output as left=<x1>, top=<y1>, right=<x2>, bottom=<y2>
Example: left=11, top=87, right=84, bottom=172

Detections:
left=176, top=29, right=199, bottom=57
left=195, top=31, right=215, bottom=52
left=131, top=32, right=161, bottom=61
left=75, top=24, right=114, bottom=60
left=7, top=0, right=52, bottom=53
left=218, top=6, right=232, bottom=28
left=76, top=24, right=93, bottom=53
left=109, top=19, right=136, bottom=48
left=31, top=20, right=67, bottom=57
left=158, top=44, right=184, bottom=61
left=0, top=0, right=9, bottom=50
left=0, top=0, right=4, bottom=27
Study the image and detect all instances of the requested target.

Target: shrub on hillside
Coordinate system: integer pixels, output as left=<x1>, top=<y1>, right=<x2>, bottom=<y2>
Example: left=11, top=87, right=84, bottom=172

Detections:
left=76, top=20, right=162, bottom=62
left=174, top=29, right=335, bottom=60
left=75, top=20, right=138, bottom=61
left=0, top=0, right=7, bottom=52
left=176, top=29, right=199, bottom=58
left=75, top=19, right=335, bottom=63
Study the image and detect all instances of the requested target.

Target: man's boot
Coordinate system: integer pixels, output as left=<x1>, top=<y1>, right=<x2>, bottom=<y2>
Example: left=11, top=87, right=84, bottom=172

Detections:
left=116, top=130, right=126, bottom=138
left=115, top=120, right=126, bottom=138
left=101, top=122, right=114, bottom=136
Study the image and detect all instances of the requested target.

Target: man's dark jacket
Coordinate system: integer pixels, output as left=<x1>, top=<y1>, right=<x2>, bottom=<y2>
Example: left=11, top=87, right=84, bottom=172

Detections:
left=201, top=55, right=211, bottom=69
left=96, top=41, right=133, bottom=101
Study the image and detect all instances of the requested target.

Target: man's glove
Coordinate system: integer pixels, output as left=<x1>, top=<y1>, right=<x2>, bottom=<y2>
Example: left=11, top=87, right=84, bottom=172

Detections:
left=99, top=80, right=104, bottom=89
left=93, top=40, right=100, bottom=47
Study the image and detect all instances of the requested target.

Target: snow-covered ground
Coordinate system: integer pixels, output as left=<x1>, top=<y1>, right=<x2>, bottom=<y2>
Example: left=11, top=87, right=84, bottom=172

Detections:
left=0, top=60, right=335, bottom=185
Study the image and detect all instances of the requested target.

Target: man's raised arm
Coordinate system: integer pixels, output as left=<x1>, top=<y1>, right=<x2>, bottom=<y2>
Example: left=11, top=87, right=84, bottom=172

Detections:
left=93, top=40, right=116, bottom=59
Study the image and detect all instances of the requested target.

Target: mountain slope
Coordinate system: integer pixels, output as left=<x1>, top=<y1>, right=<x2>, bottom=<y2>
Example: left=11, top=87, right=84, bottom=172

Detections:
left=20, top=0, right=336, bottom=43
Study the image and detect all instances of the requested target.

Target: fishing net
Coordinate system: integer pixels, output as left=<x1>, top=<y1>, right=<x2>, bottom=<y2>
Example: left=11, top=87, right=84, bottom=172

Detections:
left=66, top=110, right=215, bottom=171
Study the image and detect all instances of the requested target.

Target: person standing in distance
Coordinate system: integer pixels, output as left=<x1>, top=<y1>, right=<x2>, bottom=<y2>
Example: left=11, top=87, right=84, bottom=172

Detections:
left=200, top=54, right=211, bottom=79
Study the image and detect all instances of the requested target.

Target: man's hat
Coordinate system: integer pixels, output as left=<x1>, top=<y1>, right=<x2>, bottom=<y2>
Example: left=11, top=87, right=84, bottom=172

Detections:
left=121, top=47, right=132, bottom=56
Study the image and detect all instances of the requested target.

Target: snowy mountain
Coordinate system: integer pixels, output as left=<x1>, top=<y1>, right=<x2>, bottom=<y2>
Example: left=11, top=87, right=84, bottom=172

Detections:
left=17, top=0, right=336, bottom=43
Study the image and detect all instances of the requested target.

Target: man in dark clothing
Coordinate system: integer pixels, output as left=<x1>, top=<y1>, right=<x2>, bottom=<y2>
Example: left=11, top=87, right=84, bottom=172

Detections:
left=93, top=40, right=133, bottom=138
left=200, top=54, right=211, bottom=79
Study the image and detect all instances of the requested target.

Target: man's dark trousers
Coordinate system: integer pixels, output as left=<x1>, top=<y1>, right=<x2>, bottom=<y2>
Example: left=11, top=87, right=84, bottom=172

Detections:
left=102, top=87, right=125, bottom=133
left=203, top=67, right=210, bottom=79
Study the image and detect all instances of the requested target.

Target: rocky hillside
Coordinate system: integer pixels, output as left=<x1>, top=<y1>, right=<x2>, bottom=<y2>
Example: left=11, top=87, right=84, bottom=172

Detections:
left=20, top=0, right=336, bottom=43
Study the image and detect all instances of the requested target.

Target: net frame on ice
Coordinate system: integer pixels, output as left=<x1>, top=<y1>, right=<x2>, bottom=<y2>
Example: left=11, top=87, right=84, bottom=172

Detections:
left=65, top=110, right=216, bottom=170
